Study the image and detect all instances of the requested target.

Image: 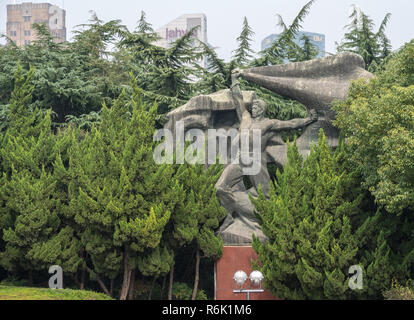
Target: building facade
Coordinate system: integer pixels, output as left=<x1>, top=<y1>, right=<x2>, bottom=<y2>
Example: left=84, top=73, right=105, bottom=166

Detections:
left=155, top=13, right=208, bottom=67
left=261, top=31, right=326, bottom=59
left=7, top=2, right=66, bottom=46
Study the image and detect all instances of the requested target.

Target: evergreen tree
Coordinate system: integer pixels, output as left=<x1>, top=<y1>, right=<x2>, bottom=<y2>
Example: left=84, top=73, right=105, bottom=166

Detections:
left=136, top=11, right=155, bottom=34
left=0, top=22, right=124, bottom=125
left=237, top=1, right=313, bottom=122
left=252, top=131, right=368, bottom=299
left=119, top=22, right=204, bottom=119
left=333, top=40, right=414, bottom=297
left=183, top=163, right=225, bottom=300
left=161, top=160, right=225, bottom=300
left=232, top=17, right=255, bottom=66
left=0, top=64, right=81, bottom=282
left=64, top=77, right=178, bottom=299
left=252, top=0, right=316, bottom=66
left=336, top=6, right=392, bottom=71
left=297, top=34, right=319, bottom=61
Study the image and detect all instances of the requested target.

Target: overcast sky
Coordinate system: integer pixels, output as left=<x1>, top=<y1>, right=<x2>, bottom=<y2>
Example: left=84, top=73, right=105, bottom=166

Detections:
left=1, top=0, right=413, bottom=61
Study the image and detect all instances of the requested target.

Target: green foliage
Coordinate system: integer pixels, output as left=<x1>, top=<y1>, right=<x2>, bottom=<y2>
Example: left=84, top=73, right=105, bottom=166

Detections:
left=253, top=129, right=414, bottom=299
left=0, top=22, right=122, bottom=125
left=336, top=5, right=392, bottom=71
left=253, top=131, right=371, bottom=299
left=0, top=285, right=113, bottom=300
left=169, top=160, right=225, bottom=298
left=172, top=282, right=207, bottom=300
left=1, top=5, right=412, bottom=300
left=383, top=280, right=414, bottom=300
left=0, top=64, right=81, bottom=276
left=298, top=34, right=319, bottom=61
left=240, top=79, right=307, bottom=121
left=334, top=40, right=414, bottom=214
left=63, top=78, right=179, bottom=289
left=253, top=0, right=317, bottom=66
left=174, top=161, right=225, bottom=258
left=137, top=246, right=174, bottom=278
left=232, top=17, right=255, bottom=66
left=65, top=111, right=102, bottom=131
left=118, top=14, right=204, bottom=118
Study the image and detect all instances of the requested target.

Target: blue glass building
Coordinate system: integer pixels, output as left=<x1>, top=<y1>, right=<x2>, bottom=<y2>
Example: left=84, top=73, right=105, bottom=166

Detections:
left=261, top=31, right=326, bottom=59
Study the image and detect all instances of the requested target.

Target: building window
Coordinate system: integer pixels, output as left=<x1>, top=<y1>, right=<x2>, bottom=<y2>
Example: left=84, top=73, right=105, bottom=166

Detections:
left=24, top=40, right=31, bottom=46
left=24, top=16, right=31, bottom=22
left=313, top=36, right=323, bottom=42
left=10, top=31, right=17, bottom=37
left=24, top=30, right=31, bottom=36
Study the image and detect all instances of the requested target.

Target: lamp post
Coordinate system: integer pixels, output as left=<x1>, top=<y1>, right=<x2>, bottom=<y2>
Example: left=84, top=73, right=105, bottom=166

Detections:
left=233, top=270, right=264, bottom=300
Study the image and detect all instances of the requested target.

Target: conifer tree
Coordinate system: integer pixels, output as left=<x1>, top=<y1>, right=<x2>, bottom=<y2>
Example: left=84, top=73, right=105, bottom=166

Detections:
left=136, top=11, right=155, bottom=34
left=252, top=0, right=316, bottom=66
left=65, top=76, right=178, bottom=299
left=180, top=163, right=225, bottom=300
left=159, top=155, right=225, bottom=300
left=297, top=34, right=319, bottom=61
left=232, top=17, right=255, bottom=66
left=252, top=131, right=369, bottom=299
left=336, top=5, right=392, bottom=71
left=0, top=64, right=81, bottom=282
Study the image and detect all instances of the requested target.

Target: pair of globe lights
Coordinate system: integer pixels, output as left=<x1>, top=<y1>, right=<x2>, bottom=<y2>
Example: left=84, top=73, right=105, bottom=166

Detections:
left=233, top=270, right=264, bottom=300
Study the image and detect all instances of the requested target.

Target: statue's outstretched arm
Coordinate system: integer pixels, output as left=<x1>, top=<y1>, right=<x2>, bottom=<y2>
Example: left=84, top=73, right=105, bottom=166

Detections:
left=269, top=109, right=318, bottom=131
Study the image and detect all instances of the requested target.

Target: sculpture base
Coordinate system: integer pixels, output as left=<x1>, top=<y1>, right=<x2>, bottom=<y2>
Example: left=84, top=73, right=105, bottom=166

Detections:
left=219, top=219, right=267, bottom=246
left=214, top=246, right=280, bottom=300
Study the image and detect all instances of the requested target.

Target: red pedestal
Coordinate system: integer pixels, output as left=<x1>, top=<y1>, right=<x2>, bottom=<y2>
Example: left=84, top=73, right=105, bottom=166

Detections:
left=214, top=246, right=280, bottom=300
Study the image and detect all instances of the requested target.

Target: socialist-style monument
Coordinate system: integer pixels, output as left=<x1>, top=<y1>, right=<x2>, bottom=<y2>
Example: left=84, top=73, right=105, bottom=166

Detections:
left=165, top=53, right=373, bottom=245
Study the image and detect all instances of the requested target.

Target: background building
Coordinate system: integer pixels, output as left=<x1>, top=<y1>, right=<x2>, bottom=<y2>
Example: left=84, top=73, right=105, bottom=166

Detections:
left=155, top=13, right=208, bottom=67
left=261, top=31, right=326, bottom=59
left=7, top=2, right=66, bottom=46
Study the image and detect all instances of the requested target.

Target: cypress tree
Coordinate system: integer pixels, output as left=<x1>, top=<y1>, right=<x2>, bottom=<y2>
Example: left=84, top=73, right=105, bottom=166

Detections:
left=0, top=63, right=81, bottom=282
left=252, top=131, right=368, bottom=299
left=65, top=76, right=178, bottom=299
left=184, top=163, right=225, bottom=300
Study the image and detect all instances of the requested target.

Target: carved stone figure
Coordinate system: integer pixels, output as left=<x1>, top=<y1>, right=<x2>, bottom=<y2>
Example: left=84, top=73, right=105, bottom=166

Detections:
left=214, top=70, right=318, bottom=244
left=163, top=53, right=374, bottom=245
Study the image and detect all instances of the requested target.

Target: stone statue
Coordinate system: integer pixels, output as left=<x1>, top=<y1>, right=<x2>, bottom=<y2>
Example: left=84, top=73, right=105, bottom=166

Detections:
left=163, top=53, right=374, bottom=245
left=214, top=69, right=318, bottom=244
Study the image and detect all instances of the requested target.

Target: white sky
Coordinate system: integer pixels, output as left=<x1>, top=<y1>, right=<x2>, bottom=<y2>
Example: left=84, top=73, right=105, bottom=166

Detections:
left=1, top=0, right=413, bottom=61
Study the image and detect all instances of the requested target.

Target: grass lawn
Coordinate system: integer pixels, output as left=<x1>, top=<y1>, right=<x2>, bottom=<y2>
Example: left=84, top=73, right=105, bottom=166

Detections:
left=0, top=285, right=113, bottom=300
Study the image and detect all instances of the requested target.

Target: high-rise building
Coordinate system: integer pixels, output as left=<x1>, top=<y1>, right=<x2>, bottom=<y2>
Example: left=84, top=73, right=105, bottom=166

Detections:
left=7, top=2, right=66, bottom=46
left=261, top=31, right=326, bottom=59
left=155, top=13, right=208, bottom=67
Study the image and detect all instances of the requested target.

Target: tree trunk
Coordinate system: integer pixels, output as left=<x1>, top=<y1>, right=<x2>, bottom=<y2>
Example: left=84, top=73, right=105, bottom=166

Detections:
left=191, top=249, right=200, bottom=300
left=120, top=249, right=132, bottom=300
left=73, top=272, right=80, bottom=288
left=168, top=262, right=175, bottom=300
left=161, top=275, right=167, bottom=300
left=85, top=266, right=111, bottom=297
left=80, top=267, right=86, bottom=290
left=110, top=278, right=114, bottom=297
left=28, top=270, right=33, bottom=286
left=183, top=247, right=197, bottom=282
left=128, top=269, right=136, bottom=300
left=148, top=277, right=156, bottom=300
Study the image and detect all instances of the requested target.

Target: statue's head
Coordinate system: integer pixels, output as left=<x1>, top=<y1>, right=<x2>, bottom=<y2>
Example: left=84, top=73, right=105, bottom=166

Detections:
left=250, top=99, right=267, bottom=119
